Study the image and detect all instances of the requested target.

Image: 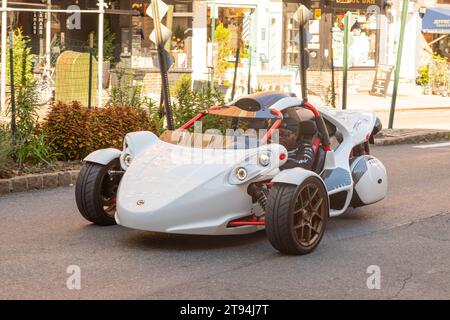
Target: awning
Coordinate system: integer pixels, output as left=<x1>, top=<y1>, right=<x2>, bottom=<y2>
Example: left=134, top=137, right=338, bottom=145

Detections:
left=422, top=7, right=450, bottom=34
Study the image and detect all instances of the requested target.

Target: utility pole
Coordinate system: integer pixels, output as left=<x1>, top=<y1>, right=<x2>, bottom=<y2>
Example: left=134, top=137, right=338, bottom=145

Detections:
left=389, top=0, right=409, bottom=129
left=97, top=0, right=104, bottom=107
left=148, top=0, right=175, bottom=130
left=1, top=0, right=7, bottom=112
left=342, top=11, right=351, bottom=110
left=88, top=32, right=94, bottom=110
left=295, top=5, right=311, bottom=102
left=209, top=0, right=216, bottom=92
left=8, top=32, right=15, bottom=144
left=231, top=44, right=240, bottom=101
left=45, top=0, right=51, bottom=74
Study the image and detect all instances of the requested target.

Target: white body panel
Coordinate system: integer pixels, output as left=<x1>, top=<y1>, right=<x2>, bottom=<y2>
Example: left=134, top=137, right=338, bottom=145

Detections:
left=351, top=156, right=388, bottom=206
left=84, top=148, right=121, bottom=165
left=115, top=136, right=286, bottom=235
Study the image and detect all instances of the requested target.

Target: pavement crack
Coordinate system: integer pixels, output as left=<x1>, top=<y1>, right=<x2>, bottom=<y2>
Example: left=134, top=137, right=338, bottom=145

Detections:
left=389, top=272, right=413, bottom=300
left=419, top=235, right=450, bottom=242
left=336, top=211, right=450, bottom=242
left=136, top=254, right=279, bottom=299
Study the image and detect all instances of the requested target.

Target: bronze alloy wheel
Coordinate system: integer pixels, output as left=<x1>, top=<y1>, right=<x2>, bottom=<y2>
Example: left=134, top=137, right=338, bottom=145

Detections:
left=292, top=180, right=327, bottom=248
left=100, top=162, right=121, bottom=217
left=265, top=176, right=329, bottom=255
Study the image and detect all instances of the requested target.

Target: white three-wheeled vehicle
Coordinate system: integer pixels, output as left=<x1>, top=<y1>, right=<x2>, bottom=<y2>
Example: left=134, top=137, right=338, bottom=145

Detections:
left=76, top=92, right=387, bottom=255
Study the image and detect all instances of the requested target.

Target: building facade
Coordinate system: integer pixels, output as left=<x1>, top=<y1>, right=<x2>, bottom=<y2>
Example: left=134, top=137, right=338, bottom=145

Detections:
left=2, top=0, right=448, bottom=100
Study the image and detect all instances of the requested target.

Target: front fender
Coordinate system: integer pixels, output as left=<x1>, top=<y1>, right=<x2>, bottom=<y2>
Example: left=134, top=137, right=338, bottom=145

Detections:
left=124, top=131, right=159, bottom=157
left=84, top=148, right=121, bottom=166
left=272, top=168, right=326, bottom=191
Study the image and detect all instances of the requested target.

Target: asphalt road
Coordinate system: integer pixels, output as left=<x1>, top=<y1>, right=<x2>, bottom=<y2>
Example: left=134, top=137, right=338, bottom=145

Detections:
left=1, top=144, right=450, bottom=300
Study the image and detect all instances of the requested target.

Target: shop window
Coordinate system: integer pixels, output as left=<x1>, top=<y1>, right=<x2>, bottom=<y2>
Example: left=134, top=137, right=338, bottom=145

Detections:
left=129, top=1, right=192, bottom=69
left=207, top=7, right=253, bottom=56
left=283, top=4, right=301, bottom=67
left=332, top=10, right=378, bottom=67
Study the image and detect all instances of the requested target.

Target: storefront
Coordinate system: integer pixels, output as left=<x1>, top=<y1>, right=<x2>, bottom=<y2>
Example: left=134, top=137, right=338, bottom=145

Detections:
left=283, top=0, right=383, bottom=68
left=422, top=6, right=450, bottom=60
left=282, top=0, right=387, bottom=96
left=5, top=1, right=193, bottom=69
left=127, top=0, right=193, bottom=70
left=191, top=0, right=285, bottom=87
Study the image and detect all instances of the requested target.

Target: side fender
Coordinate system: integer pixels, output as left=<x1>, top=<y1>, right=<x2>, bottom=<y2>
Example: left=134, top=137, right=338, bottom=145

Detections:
left=84, top=148, right=122, bottom=166
left=272, top=167, right=327, bottom=192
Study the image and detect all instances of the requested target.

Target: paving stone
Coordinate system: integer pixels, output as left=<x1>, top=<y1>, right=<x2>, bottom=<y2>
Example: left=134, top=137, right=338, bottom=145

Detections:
left=58, top=172, right=72, bottom=187
left=69, top=170, right=80, bottom=185
left=27, top=175, right=43, bottom=190
left=0, top=180, right=11, bottom=195
left=11, top=177, right=28, bottom=193
left=43, top=173, right=58, bottom=189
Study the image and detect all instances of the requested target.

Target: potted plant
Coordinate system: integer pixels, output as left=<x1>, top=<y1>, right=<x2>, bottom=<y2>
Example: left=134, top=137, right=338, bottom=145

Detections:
left=416, top=64, right=430, bottom=94
left=214, top=24, right=233, bottom=85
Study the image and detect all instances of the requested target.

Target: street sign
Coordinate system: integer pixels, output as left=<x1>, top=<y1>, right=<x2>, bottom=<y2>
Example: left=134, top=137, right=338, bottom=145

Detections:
left=295, top=29, right=312, bottom=69
left=370, top=64, right=394, bottom=97
left=295, top=29, right=312, bottom=46
left=149, top=24, right=172, bottom=45
left=146, top=0, right=168, bottom=20
left=295, top=4, right=311, bottom=102
left=314, top=9, right=321, bottom=20
left=323, top=0, right=383, bottom=11
left=147, top=0, right=174, bottom=130
left=162, top=49, right=175, bottom=72
left=293, top=6, right=312, bottom=26
left=146, top=1, right=172, bottom=45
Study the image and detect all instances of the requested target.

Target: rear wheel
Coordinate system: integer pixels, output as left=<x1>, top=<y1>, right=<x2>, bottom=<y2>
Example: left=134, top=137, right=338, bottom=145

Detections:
left=75, top=159, right=121, bottom=226
left=265, top=177, right=329, bottom=255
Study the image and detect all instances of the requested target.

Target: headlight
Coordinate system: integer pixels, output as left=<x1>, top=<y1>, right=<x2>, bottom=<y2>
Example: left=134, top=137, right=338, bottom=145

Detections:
left=120, top=148, right=133, bottom=170
left=258, top=153, right=271, bottom=167
left=235, top=167, right=248, bottom=181
left=123, top=154, right=133, bottom=167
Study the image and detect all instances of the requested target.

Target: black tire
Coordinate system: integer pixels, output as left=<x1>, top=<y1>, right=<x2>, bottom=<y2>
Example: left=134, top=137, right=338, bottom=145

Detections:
left=75, top=159, right=121, bottom=226
left=265, top=176, right=329, bottom=255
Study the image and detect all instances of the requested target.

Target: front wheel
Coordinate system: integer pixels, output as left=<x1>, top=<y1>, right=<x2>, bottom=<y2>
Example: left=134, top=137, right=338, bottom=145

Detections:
left=265, top=177, right=329, bottom=255
left=75, top=159, right=121, bottom=226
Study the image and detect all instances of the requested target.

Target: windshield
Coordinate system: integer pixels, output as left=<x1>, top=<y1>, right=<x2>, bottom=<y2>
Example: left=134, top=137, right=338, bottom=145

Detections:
left=166, top=107, right=281, bottom=149
left=160, top=130, right=264, bottom=150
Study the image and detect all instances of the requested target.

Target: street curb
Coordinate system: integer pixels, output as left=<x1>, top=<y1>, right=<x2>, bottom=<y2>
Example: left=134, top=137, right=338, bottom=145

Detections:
left=375, top=130, right=450, bottom=146
left=1, top=130, right=449, bottom=195
left=0, top=170, right=79, bottom=196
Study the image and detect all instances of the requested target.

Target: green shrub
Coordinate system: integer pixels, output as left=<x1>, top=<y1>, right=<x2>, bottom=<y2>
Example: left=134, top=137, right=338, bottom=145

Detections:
left=214, top=24, right=233, bottom=82
left=107, top=66, right=155, bottom=110
left=41, top=102, right=153, bottom=160
left=94, top=20, right=116, bottom=63
left=171, top=75, right=229, bottom=132
left=41, top=76, right=229, bottom=161
left=2, top=33, right=56, bottom=172
left=6, top=28, right=36, bottom=87
left=0, top=128, right=14, bottom=178
left=416, top=64, right=430, bottom=86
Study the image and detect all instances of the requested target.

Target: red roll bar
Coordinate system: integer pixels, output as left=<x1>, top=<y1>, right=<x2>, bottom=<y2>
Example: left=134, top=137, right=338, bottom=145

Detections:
left=261, top=109, right=283, bottom=144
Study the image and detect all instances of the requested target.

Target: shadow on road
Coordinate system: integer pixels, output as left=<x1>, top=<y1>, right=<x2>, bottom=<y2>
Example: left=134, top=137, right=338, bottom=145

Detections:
left=119, top=229, right=268, bottom=252
left=75, top=210, right=373, bottom=253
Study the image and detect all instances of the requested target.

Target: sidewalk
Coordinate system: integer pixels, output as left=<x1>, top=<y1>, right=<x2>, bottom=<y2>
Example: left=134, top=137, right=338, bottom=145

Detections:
left=308, top=90, right=450, bottom=112
left=346, top=92, right=449, bottom=112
